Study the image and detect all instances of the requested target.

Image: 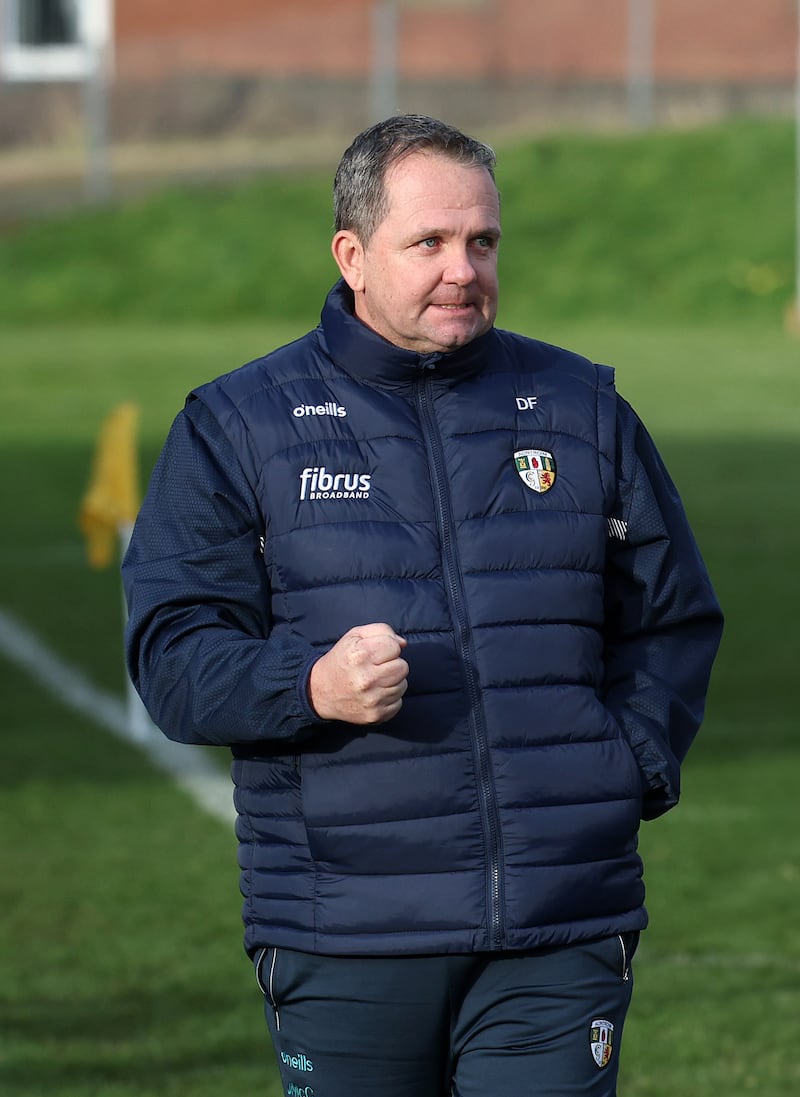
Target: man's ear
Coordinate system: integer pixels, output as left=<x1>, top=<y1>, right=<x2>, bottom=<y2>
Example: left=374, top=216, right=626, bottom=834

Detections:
left=331, top=230, right=365, bottom=292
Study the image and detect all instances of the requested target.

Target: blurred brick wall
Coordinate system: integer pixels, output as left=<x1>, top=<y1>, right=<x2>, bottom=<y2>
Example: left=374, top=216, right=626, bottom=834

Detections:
left=0, top=0, right=796, bottom=153
left=111, top=0, right=797, bottom=82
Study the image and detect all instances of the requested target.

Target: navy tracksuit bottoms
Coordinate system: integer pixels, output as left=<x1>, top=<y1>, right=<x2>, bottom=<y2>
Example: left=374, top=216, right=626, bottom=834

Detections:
left=255, top=933, right=638, bottom=1096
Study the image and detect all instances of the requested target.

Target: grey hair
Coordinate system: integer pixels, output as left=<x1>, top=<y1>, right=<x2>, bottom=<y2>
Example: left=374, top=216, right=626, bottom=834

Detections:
left=333, top=114, right=497, bottom=244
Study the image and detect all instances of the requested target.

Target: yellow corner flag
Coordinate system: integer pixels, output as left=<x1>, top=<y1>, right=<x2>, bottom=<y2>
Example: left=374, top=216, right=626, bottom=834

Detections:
left=79, top=403, right=141, bottom=568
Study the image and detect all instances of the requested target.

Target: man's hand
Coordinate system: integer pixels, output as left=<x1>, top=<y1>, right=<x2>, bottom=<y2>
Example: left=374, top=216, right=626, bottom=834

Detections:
left=308, top=623, right=409, bottom=724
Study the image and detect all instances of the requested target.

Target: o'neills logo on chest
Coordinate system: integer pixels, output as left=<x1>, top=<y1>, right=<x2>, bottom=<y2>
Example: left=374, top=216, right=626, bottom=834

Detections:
left=293, top=401, right=346, bottom=418
left=299, top=466, right=372, bottom=500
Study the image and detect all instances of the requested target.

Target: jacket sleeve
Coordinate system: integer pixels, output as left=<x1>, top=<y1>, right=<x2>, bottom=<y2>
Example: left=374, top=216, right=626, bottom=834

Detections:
left=122, top=396, right=324, bottom=747
left=602, top=396, right=724, bottom=820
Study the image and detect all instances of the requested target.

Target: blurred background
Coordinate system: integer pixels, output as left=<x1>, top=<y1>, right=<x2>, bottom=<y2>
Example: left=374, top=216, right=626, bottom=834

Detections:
left=1, top=3, right=799, bottom=1097
left=0, top=0, right=797, bottom=212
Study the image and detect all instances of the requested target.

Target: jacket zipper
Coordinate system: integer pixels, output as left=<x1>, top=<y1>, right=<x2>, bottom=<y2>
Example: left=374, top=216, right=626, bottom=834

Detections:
left=415, top=371, right=505, bottom=950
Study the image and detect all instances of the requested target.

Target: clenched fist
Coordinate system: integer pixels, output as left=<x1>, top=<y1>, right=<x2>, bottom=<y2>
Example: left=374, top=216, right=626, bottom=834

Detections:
left=308, top=623, right=409, bottom=724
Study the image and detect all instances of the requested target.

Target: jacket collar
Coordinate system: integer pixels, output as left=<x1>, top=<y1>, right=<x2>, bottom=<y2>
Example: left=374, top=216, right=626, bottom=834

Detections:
left=318, top=279, right=495, bottom=391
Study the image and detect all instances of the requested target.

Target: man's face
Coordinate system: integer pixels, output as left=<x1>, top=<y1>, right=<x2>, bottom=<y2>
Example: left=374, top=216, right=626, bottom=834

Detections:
left=334, top=152, right=501, bottom=355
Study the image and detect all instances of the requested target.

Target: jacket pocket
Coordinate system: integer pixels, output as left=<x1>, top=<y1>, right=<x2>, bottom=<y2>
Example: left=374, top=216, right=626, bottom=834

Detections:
left=620, top=720, right=681, bottom=820
left=601, top=709, right=647, bottom=803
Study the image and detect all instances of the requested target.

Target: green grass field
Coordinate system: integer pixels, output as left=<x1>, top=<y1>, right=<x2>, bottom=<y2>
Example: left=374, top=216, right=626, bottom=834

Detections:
left=2, top=118, right=799, bottom=1095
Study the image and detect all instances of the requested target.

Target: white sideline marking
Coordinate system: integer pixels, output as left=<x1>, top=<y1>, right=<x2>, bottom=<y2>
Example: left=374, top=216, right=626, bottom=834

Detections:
left=0, top=608, right=235, bottom=826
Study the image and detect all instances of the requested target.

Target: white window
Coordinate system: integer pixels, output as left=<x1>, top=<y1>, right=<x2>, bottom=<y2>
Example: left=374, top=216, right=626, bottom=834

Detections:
left=18, top=0, right=80, bottom=45
left=1, top=0, right=112, bottom=82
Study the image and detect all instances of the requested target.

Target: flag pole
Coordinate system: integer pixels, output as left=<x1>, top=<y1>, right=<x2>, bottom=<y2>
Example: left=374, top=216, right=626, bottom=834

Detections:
left=80, top=403, right=153, bottom=741
left=794, top=0, right=800, bottom=329
left=627, top=0, right=655, bottom=130
left=371, top=0, right=399, bottom=122
left=118, top=520, right=155, bottom=742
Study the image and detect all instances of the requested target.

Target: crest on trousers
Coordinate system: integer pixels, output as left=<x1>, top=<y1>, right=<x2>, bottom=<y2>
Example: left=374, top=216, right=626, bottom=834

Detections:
left=514, top=449, right=557, bottom=493
left=590, top=1019, right=614, bottom=1069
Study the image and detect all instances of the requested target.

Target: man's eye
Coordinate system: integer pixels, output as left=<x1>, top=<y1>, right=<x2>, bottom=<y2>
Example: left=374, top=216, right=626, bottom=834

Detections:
left=420, top=237, right=438, bottom=249
left=474, top=236, right=495, bottom=249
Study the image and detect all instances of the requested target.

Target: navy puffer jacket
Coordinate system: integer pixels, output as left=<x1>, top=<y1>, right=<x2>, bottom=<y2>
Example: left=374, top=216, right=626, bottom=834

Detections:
left=123, top=281, right=723, bottom=957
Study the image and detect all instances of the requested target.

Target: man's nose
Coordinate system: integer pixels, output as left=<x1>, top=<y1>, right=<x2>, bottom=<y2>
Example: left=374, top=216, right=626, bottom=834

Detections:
left=443, top=246, right=478, bottom=285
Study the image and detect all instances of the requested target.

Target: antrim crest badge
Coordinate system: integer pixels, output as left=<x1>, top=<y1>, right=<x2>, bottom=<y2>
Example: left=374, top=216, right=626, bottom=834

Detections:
left=590, top=1019, right=614, bottom=1069
left=514, top=449, right=556, bottom=493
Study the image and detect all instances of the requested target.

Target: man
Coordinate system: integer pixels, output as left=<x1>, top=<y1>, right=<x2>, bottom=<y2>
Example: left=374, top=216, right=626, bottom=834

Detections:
left=123, top=114, right=723, bottom=1096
